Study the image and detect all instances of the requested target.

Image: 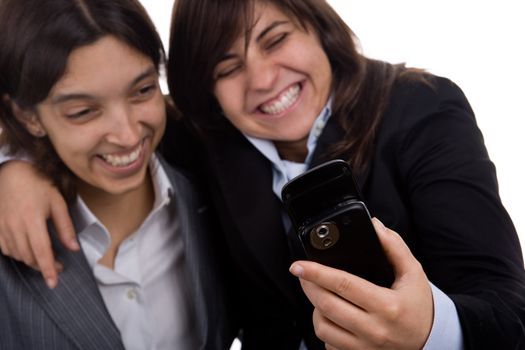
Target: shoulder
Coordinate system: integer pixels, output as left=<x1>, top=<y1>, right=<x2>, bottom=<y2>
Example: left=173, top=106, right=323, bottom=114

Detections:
left=381, top=73, right=476, bottom=134
left=392, top=73, right=470, bottom=112
left=374, top=72, right=489, bottom=171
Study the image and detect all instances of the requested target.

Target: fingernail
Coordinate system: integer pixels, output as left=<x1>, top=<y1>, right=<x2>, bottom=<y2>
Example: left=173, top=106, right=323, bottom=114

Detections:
left=70, top=239, right=80, bottom=250
left=289, top=263, right=304, bottom=277
left=54, top=262, right=64, bottom=273
left=46, top=278, right=57, bottom=289
left=373, top=217, right=387, bottom=233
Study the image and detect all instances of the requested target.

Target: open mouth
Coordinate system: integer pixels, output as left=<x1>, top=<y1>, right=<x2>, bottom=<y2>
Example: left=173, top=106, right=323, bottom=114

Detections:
left=99, top=140, right=144, bottom=167
left=259, top=83, right=301, bottom=115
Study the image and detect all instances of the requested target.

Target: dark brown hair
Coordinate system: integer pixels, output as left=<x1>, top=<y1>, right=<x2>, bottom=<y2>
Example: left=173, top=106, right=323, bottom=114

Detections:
left=0, top=0, right=164, bottom=202
left=168, top=0, right=424, bottom=172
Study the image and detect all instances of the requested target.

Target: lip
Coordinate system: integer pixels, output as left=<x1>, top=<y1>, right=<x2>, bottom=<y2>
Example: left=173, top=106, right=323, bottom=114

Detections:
left=253, top=81, right=304, bottom=118
left=95, top=137, right=150, bottom=177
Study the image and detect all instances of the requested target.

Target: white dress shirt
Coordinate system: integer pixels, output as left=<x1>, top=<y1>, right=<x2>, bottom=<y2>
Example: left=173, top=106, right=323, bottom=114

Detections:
left=71, top=155, right=197, bottom=350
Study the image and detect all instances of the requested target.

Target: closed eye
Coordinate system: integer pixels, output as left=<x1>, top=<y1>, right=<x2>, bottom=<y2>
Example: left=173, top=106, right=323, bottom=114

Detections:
left=132, top=83, right=158, bottom=101
left=66, top=108, right=94, bottom=120
left=265, top=32, right=288, bottom=50
left=215, top=63, right=243, bottom=80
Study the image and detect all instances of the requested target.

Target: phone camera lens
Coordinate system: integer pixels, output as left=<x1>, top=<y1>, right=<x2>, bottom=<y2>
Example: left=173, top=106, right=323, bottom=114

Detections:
left=316, top=225, right=330, bottom=238
left=322, top=238, right=333, bottom=247
left=310, top=222, right=339, bottom=250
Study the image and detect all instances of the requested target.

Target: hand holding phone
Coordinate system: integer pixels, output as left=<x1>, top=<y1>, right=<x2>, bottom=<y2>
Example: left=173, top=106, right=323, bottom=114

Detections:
left=282, top=159, right=394, bottom=287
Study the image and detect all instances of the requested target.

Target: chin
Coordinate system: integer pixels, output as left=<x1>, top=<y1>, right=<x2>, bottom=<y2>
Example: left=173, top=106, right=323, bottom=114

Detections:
left=105, top=175, right=146, bottom=195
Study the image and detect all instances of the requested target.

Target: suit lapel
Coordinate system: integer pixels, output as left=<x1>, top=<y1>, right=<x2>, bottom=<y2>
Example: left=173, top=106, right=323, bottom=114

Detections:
left=206, top=127, right=304, bottom=307
left=12, top=233, right=124, bottom=350
left=201, top=116, right=374, bottom=309
left=309, top=115, right=372, bottom=192
left=159, top=157, right=209, bottom=349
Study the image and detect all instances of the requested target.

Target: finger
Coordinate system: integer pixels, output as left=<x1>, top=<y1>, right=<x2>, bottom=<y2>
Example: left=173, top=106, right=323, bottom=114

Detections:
left=26, top=225, right=59, bottom=289
left=326, top=345, right=346, bottom=350
left=300, top=278, right=369, bottom=334
left=372, top=218, right=419, bottom=280
left=0, top=236, right=11, bottom=257
left=312, top=308, right=358, bottom=350
left=290, top=260, right=387, bottom=310
left=54, top=260, right=64, bottom=273
left=11, top=231, right=39, bottom=268
left=2, top=235, right=19, bottom=260
left=49, top=192, right=79, bottom=251
left=24, top=261, right=64, bottom=273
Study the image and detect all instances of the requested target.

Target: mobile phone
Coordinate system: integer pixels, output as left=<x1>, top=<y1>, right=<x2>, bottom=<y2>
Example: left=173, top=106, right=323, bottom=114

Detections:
left=281, top=159, right=394, bottom=287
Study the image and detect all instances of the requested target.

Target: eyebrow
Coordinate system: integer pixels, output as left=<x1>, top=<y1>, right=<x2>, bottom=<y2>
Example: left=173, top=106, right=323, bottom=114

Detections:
left=216, top=53, right=237, bottom=64
left=216, top=20, right=290, bottom=64
left=50, top=66, right=158, bottom=105
left=255, top=20, right=289, bottom=43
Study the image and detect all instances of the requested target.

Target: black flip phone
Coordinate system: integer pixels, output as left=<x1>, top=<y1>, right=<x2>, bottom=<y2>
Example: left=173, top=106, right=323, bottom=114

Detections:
left=281, top=159, right=394, bottom=287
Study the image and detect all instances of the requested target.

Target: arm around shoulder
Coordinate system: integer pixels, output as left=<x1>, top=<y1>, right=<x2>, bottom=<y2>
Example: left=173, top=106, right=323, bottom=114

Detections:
left=0, top=160, right=78, bottom=289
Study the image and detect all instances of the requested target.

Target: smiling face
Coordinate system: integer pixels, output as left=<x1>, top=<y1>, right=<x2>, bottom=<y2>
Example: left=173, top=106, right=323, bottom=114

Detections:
left=212, top=1, right=332, bottom=160
left=24, top=36, right=166, bottom=199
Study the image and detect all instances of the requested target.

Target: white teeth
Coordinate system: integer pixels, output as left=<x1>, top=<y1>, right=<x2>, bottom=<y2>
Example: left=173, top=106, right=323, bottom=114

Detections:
left=100, top=143, right=142, bottom=167
left=260, top=84, right=300, bottom=115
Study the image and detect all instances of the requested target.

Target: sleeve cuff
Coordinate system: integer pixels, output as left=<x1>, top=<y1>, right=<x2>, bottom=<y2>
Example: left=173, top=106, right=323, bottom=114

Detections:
left=423, top=282, right=464, bottom=350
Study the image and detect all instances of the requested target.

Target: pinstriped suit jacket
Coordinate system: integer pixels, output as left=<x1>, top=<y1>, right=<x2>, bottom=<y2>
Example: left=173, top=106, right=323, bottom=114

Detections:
left=0, top=157, right=234, bottom=349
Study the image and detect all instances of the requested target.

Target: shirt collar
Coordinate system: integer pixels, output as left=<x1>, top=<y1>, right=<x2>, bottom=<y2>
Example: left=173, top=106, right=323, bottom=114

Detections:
left=305, top=96, right=332, bottom=164
left=149, top=153, right=174, bottom=210
left=244, top=97, right=333, bottom=199
left=71, top=153, right=174, bottom=250
left=245, top=97, right=332, bottom=167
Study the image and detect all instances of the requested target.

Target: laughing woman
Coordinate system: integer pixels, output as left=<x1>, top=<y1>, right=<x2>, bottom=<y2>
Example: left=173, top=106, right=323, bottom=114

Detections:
left=1, top=0, right=525, bottom=349
left=0, top=0, right=232, bottom=349
left=166, top=0, right=525, bottom=349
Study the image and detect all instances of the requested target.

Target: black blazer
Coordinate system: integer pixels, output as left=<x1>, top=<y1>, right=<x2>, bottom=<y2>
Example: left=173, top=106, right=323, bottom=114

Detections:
left=164, top=76, right=525, bottom=349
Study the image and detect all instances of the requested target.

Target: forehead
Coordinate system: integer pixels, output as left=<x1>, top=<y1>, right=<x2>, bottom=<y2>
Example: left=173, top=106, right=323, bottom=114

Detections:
left=49, top=36, right=154, bottom=97
left=224, top=1, right=300, bottom=52
left=253, top=2, right=288, bottom=20
left=247, top=2, right=298, bottom=34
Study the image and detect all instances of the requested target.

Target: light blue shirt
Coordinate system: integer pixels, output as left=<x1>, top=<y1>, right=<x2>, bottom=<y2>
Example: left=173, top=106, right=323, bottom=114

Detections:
left=244, top=101, right=463, bottom=350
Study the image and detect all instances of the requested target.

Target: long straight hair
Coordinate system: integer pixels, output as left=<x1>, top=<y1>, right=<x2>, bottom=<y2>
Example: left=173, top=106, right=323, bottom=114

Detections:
left=0, top=0, right=164, bottom=201
left=168, top=0, right=422, bottom=172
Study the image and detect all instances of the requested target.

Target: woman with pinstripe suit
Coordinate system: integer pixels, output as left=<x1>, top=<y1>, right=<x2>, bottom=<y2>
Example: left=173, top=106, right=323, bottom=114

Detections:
left=0, top=0, right=233, bottom=349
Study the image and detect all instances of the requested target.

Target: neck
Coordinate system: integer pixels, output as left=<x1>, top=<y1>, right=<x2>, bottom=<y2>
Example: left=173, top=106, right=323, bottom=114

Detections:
left=77, top=172, right=155, bottom=268
left=274, top=138, right=308, bottom=162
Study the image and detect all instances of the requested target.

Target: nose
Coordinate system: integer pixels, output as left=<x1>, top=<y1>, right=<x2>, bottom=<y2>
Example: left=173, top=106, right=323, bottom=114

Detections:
left=104, top=103, right=141, bottom=147
left=246, top=55, right=278, bottom=92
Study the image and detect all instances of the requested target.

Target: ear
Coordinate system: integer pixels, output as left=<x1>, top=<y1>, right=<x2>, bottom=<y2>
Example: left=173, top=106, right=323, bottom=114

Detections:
left=7, top=97, right=47, bottom=137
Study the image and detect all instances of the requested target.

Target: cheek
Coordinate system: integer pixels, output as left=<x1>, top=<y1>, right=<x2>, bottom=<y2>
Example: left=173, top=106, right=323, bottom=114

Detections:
left=214, top=82, right=241, bottom=115
left=139, top=102, right=167, bottom=151
left=47, top=137, right=92, bottom=175
left=151, top=105, right=167, bottom=136
left=45, top=126, right=100, bottom=162
left=153, top=112, right=167, bottom=145
left=213, top=89, right=227, bottom=112
left=217, top=98, right=246, bottom=130
left=297, top=36, right=331, bottom=79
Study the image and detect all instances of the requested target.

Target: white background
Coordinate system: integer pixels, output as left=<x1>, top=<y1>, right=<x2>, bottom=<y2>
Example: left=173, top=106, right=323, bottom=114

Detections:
left=138, top=1, right=524, bottom=349
left=140, top=0, right=525, bottom=250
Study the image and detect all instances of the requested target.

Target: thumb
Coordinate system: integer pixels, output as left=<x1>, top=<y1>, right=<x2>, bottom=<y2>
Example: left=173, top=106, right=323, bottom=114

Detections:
left=372, top=217, right=418, bottom=280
